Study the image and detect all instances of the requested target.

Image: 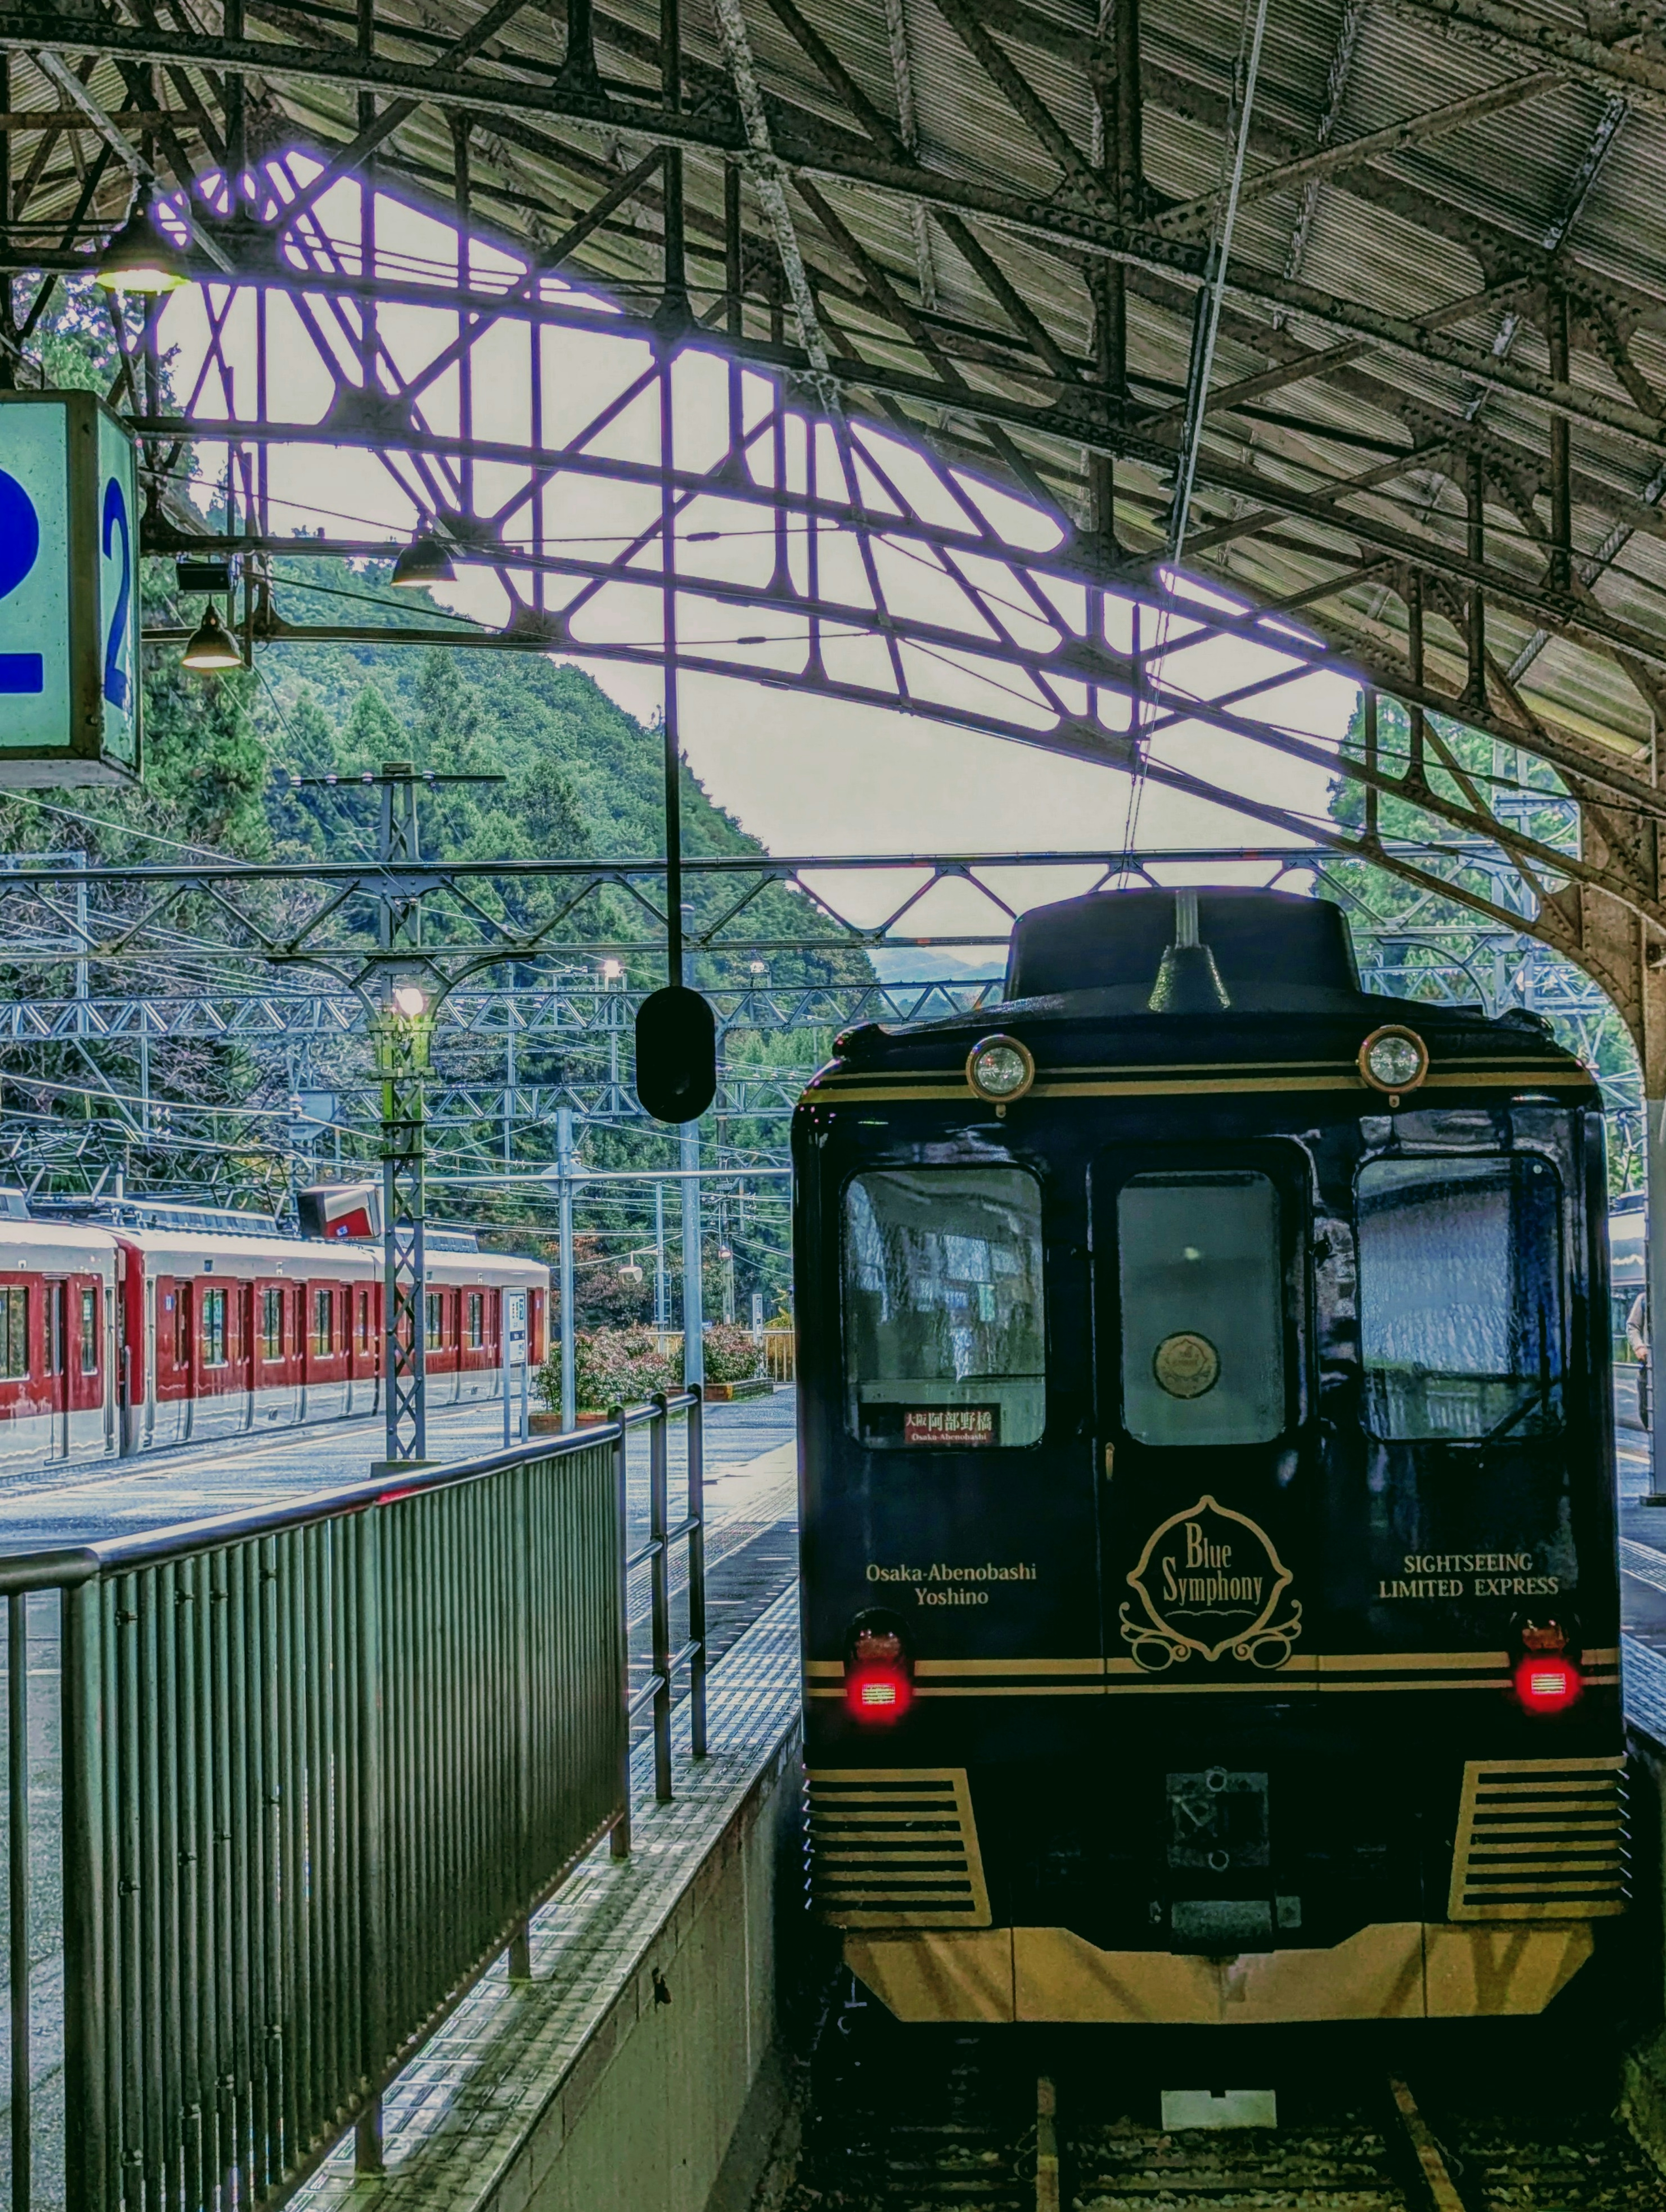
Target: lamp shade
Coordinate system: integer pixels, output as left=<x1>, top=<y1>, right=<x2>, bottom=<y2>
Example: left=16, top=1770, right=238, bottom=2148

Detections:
left=390, top=528, right=455, bottom=586
left=95, top=189, right=191, bottom=294
left=181, top=603, right=243, bottom=671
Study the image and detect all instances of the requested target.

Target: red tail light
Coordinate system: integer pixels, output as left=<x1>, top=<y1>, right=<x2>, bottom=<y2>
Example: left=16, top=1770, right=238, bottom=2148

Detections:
left=1514, top=1654, right=1581, bottom=1714
left=846, top=1664, right=912, bottom=1723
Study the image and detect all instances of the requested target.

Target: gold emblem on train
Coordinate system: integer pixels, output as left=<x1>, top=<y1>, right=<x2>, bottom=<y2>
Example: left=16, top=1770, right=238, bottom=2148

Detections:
left=1122, top=1493, right=1302, bottom=1670
left=1152, top=1331, right=1220, bottom=1399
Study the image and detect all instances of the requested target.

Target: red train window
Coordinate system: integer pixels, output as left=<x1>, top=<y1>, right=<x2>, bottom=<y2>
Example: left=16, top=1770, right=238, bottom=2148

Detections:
left=314, top=1287, right=332, bottom=1355
left=262, top=1287, right=282, bottom=1361
left=0, top=1286, right=26, bottom=1378
left=80, top=1287, right=98, bottom=1373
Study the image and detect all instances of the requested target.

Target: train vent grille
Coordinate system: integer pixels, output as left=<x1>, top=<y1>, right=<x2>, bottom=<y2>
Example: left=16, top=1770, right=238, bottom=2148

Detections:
left=1448, top=1757, right=1627, bottom=1922
left=808, top=1768, right=990, bottom=1929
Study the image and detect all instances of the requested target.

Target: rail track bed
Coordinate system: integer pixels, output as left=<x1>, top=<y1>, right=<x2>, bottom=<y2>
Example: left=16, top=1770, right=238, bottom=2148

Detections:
left=778, top=1989, right=1666, bottom=2212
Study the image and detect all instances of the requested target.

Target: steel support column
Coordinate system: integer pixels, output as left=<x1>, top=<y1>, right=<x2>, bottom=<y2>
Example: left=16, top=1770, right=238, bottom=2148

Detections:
left=375, top=1003, right=431, bottom=1467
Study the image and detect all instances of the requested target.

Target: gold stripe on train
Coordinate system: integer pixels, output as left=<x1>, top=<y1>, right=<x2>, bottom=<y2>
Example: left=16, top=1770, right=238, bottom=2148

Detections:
left=804, top=1065, right=1590, bottom=1105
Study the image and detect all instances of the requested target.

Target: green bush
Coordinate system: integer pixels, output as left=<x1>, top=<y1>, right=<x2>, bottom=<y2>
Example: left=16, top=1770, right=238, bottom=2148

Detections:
left=536, top=1325, right=678, bottom=1412
left=535, top=1320, right=764, bottom=1410
left=702, top=1322, right=766, bottom=1384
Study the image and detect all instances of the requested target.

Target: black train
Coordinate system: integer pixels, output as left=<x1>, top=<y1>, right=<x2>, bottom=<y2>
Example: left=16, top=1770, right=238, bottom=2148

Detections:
left=791, top=885, right=1623, bottom=2027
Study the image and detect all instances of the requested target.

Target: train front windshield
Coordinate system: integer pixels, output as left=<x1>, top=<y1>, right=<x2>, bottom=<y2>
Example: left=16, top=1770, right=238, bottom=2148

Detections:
left=842, top=1166, right=1046, bottom=1450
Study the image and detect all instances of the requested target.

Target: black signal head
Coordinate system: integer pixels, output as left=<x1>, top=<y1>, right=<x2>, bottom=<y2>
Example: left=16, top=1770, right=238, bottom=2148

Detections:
left=635, top=984, right=716, bottom=1123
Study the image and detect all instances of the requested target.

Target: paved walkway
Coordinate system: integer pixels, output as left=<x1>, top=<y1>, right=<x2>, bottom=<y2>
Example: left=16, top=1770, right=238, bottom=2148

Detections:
left=0, top=1386, right=798, bottom=1554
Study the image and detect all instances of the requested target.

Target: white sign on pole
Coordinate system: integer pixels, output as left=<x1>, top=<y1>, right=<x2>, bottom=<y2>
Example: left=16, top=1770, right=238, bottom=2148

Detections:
left=0, top=392, right=141, bottom=786
left=505, top=1290, right=528, bottom=1367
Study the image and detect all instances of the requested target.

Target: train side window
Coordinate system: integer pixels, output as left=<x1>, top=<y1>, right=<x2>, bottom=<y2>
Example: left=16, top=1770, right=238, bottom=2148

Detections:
left=0, top=1285, right=26, bottom=1377
left=842, top=1166, right=1045, bottom=1448
left=1357, top=1154, right=1563, bottom=1442
left=358, top=1290, right=371, bottom=1351
left=80, top=1287, right=98, bottom=1373
left=173, top=1288, right=189, bottom=1372
left=426, top=1291, right=444, bottom=1351
left=468, top=1291, right=484, bottom=1349
left=1118, top=1172, right=1285, bottom=1447
left=262, top=1286, right=283, bottom=1361
left=314, top=1287, right=332, bottom=1356
left=202, top=1289, right=227, bottom=1368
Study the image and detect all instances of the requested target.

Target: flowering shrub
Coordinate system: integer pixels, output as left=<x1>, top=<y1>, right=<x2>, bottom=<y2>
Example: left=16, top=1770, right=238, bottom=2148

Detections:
left=702, top=1322, right=766, bottom=1384
left=536, top=1325, right=678, bottom=1412
left=535, top=1319, right=764, bottom=1409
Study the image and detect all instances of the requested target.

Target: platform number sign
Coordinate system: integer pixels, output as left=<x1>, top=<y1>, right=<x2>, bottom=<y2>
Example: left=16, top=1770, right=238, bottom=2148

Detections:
left=0, top=392, right=141, bottom=785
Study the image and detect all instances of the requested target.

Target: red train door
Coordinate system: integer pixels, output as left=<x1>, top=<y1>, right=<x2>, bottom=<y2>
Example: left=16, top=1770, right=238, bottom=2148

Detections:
left=44, top=1278, right=68, bottom=1458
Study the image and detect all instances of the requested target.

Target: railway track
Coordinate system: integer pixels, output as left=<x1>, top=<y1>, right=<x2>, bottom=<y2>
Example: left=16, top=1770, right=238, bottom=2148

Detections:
left=778, top=1985, right=1666, bottom=2212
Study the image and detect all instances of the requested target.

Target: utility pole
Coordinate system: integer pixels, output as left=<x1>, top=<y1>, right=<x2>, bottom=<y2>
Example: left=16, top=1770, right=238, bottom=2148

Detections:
left=681, top=1123, right=703, bottom=1385
left=375, top=760, right=430, bottom=1470
left=654, top=1178, right=668, bottom=1333
left=557, top=1103, right=577, bottom=1429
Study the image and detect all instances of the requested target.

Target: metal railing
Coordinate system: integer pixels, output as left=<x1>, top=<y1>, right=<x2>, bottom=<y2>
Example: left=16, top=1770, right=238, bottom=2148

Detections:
left=762, top=1329, right=796, bottom=1383
left=2, top=1390, right=706, bottom=2210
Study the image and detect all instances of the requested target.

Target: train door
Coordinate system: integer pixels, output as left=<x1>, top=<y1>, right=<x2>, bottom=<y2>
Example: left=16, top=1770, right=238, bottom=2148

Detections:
left=43, top=1278, right=68, bottom=1459
left=1090, top=1143, right=1310, bottom=1672
left=1089, top=1143, right=1312, bottom=1953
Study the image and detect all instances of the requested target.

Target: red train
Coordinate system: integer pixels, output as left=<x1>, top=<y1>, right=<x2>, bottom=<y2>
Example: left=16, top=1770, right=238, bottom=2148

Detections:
left=0, top=1194, right=548, bottom=1469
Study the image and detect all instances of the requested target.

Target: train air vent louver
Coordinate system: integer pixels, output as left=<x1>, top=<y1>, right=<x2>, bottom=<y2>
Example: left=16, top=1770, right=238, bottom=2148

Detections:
left=1448, top=1757, right=1627, bottom=1921
left=808, top=1768, right=990, bottom=1928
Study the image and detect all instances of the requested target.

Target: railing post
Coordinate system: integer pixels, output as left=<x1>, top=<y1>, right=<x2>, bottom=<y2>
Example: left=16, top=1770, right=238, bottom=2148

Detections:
left=61, top=1578, right=110, bottom=2212
left=355, top=2098, right=384, bottom=2176
left=610, top=1407, right=632, bottom=1859
left=356, top=1511, right=387, bottom=2129
left=8, top=1593, right=32, bottom=2211
left=506, top=1917, right=532, bottom=1982
left=649, top=1393, right=672, bottom=1804
left=687, top=1385, right=707, bottom=1759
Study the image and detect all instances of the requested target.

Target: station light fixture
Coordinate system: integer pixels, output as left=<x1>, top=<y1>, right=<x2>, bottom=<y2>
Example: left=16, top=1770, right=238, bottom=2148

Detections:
left=1357, top=1024, right=1429, bottom=1104
left=95, top=186, right=192, bottom=294
left=180, top=604, right=243, bottom=671
left=390, top=524, right=456, bottom=587
left=390, top=983, right=429, bottom=1019
left=966, top=1032, right=1036, bottom=1105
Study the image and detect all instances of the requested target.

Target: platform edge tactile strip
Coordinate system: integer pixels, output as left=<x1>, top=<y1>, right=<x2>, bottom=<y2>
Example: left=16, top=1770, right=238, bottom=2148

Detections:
left=292, top=1583, right=803, bottom=2211
left=1625, top=1633, right=1666, bottom=1751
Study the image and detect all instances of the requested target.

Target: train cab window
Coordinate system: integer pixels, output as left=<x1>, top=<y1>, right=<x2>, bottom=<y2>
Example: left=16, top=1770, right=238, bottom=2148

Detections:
left=1358, top=1154, right=1563, bottom=1442
left=202, top=1288, right=227, bottom=1368
left=314, top=1287, right=332, bottom=1356
left=80, top=1287, right=98, bottom=1373
left=842, top=1167, right=1045, bottom=1448
left=0, top=1286, right=26, bottom=1378
left=261, top=1286, right=283, bottom=1361
left=1118, top=1172, right=1285, bottom=1448
left=468, top=1292, right=485, bottom=1349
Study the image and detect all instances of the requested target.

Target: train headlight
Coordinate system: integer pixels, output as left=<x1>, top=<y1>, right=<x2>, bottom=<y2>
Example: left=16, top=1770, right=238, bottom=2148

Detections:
left=967, top=1034, right=1035, bottom=1104
left=1514, top=1653, right=1581, bottom=1714
left=1357, top=1024, right=1428, bottom=1103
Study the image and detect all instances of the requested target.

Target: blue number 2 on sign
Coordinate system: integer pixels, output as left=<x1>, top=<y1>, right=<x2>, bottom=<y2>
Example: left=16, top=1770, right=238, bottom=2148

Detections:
left=0, top=466, right=43, bottom=694
left=102, top=476, right=131, bottom=712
